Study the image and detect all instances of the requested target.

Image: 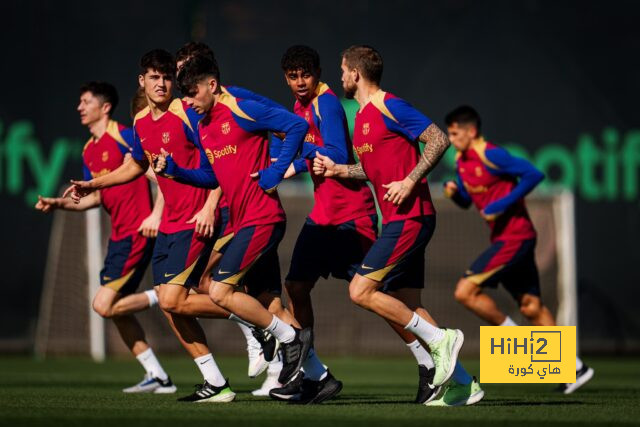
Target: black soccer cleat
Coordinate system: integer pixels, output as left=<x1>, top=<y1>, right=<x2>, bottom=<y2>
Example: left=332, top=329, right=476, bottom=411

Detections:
left=278, top=327, right=313, bottom=385
left=296, top=370, right=343, bottom=405
left=252, top=327, right=279, bottom=362
left=177, top=379, right=236, bottom=403
left=415, top=364, right=441, bottom=404
left=269, top=371, right=304, bottom=401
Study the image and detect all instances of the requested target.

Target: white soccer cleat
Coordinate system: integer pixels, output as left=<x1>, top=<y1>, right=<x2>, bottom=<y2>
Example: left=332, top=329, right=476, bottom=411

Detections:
left=252, top=368, right=283, bottom=396
left=122, top=373, right=177, bottom=394
left=247, top=336, right=269, bottom=378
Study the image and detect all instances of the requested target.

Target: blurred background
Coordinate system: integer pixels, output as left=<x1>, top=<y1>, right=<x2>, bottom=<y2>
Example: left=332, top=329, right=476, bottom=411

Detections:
left=1, top=0, right=638, bottom=357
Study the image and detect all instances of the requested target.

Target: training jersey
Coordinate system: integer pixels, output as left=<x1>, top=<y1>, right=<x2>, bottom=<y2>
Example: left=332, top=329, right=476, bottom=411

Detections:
left=287, top=82, right=376, bottom=225
left=82, top=120, right=152, bottom=241
left=132, top=99, right=208, bottom=234
left=453, top=139, right=543, bottom=242
left=352, top=90, right=435, bottom=224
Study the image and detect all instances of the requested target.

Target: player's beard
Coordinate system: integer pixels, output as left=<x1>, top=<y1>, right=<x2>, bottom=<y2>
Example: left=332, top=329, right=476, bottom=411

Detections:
left=343, top=83, right=356, bottom=99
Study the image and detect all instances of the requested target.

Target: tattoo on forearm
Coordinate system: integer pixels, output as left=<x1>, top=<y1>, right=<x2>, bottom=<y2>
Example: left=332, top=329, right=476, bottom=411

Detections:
left=408, top=123, right=451, bottom=182
left=347, top=163, right=368, bottom=180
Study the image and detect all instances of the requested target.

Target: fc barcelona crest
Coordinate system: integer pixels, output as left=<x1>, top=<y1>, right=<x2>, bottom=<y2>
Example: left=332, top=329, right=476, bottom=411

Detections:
left=362, top=123, right=370, bottom=135
left=162, top=132, right=170, bottom=144
left=221, top=121, right=231, bottom=135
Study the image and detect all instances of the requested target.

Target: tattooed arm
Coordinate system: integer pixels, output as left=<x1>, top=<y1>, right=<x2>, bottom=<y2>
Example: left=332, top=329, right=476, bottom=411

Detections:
left=312, top=152, right=368, bottom=180
left=382, top=123, right=450, bottom=205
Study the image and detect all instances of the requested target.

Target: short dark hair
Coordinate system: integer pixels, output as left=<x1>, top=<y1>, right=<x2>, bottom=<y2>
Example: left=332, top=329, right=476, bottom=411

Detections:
left=139, top=49, right=176, bottom=77
left=79, top=81, right=119, bottom=116
left=341, top=45, right=383, bottom=84
left=176, top=42, right=216, bottom=65
left=281, top=45, right=321, bottom=75
left=177, top=55, right=220, bottom=96
left=130, top=87, right=147, bottom=118
left=445, top=105, right=482, bottom=134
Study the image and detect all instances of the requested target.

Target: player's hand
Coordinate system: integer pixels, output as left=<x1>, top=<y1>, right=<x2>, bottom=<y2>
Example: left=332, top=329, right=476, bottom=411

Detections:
left=154, top=148, right=169, bottom=174
left=35, top=195, right=58, bottom=213
left=443, top=181, right=458, bottom=198
left=250, top=169, right=280, bottom=194
left=283, top=163, right=297, bottom=179
left=63, top=180, right=97, bottom=203
left=138, top=212, right=161, bottom=238
left=187, top=204, right=215, bottom=238
left=382, top=177, right=416, bottom=206
left=313, top=151, right=337, bottom=177
left=481, top=209, right=501, bottom=222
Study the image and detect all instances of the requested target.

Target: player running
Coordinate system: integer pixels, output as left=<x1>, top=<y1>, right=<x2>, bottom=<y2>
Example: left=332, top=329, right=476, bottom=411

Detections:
left=313, top=45, right=480, bottom=402
left=153, top=54, right=314, bottom=395
left=443, top=105, right=594, bottom=396
left=35, top=82, right=174, bottom=394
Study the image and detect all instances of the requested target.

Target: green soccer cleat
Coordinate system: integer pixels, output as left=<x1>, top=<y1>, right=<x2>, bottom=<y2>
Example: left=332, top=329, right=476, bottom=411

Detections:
left=430, top=328, right=464, bottom=386
left=426, top=377, right=484, bottom=406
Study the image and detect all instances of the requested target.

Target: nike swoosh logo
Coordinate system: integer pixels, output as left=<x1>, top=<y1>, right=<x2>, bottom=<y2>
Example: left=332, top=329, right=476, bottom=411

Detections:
left=102, top=276, right=112, bottom=281
left=201, top=134, right=208, bottom=140
left=140, top=137, right=147, bottom=143
left=164, top=273, right=175, bottom=277
left=361, top=264, right=374, bottom=270
left=218, top=270, right=231, bottom=274
left=414, top=320, right=419, bottom=328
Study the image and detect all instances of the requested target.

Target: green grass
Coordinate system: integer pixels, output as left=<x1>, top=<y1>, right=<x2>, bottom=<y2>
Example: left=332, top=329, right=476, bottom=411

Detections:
left=1, top=356, right=639, bottom=426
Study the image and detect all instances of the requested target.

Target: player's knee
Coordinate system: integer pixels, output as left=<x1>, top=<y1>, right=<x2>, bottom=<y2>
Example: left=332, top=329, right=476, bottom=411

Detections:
left=519, top=297, right=542, bottom=319
left=158, top=293, right=180, bottom=313
left=349, top=280, right=371, bottom=307
left=209, top=282, right=231, bottom=307
left=92, top=300, right=112, bottom=318
left=454, top=280, right=473, bottom=305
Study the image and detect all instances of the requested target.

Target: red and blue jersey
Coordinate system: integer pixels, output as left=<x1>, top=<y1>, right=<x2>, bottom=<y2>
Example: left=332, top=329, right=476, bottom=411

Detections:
left=353, top=90, right=435, bottom=224
left=278, top=82, right=376, bottom=225
left=452, top=139, right=544, bottom=242
left=131, top=99, right=209, bottom=234
left=165, top=91, right=308, bottom=231
left=82, top=120, right=152, bottom=240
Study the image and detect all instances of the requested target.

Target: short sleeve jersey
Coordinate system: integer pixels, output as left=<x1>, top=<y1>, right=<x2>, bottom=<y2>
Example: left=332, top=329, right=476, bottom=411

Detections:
left=132, top=99, right=208, bottom=234
left=82, top=120, right=152, bottom=240
left=352, top=90, right=435, bottom=223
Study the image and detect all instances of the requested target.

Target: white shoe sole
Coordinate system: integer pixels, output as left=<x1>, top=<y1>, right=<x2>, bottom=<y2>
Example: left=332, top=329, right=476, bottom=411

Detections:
left=422, top=386, right=442, bottom=405
left=435, top=329, right=465, bottom=387
left=426, top=387, right=484, bottom=406
left=563, top=367, right=594, bottom=394
left=195, top=391, right=236, bottom=403
left=248, top=358, right=269, bottom=378
left=122, top=386, right=159, bottom=393
left=154, top=385, right=177, bottom=394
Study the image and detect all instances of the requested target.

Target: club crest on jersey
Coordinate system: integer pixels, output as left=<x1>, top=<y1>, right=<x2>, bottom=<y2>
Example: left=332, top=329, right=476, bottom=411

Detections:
left=162, top=132, right=170, bottom=144
left=101, top=151, right=109, bottom=162
left=221, top=121, right=231, bottom=135
left=304, top=133, right=315, bottom=143
left=362, top=123, right=370, bottom=135
left=205, top=148, right=215, bottom=165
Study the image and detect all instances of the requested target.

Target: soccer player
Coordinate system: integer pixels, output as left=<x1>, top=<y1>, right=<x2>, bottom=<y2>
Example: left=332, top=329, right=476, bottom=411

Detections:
left=35, top=82, right=174, bottom=393
left=65, top=50, right=246, bottom=403
left=443, top=105, right=594, bottom=396
left=313, top=45, right=482, bottom=403
left=269, top=45, right=443, bottom=404
left=153, top=54, right=313, bottom=392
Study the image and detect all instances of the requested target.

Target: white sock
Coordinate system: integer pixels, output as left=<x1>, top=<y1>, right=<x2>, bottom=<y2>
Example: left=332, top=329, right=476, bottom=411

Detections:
left=265, top=316, right=296, bottom=344
left=144, top=290, right=158, bottom=307
left=451, top=361, right=473, bottom=385
left=194, top=353, right=226, bottom=387
left=228, top=313, right=254, bottom=329
left=136, top=348, right=168, bottom=380
left=406, top=340, right=435, bottom=369
left=232, top=318, right=261, bottom=347
left=576, top=356, right=584, bottom=371
left=302, top=348, right=328, bottom=381
left=267, top=352, right=283, bottom=376
left=404, top=313, right=444, bottom=345
left=500, top=316, right=518, bottom=326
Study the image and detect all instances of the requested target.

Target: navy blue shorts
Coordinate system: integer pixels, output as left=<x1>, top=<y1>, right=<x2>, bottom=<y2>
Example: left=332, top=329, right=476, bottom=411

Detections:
left=212, top=222, right=285, bottom=297
left=357, top=215, right=435, bottom=291
left=464, top=238, right=540, bottom=300
left=101, top=233, right=153, bottom=295
left=213, top=206, right=234, bottom=254
left=152, top=229, right=214, bottom=287
left=286, top=215, right=378, bottom=283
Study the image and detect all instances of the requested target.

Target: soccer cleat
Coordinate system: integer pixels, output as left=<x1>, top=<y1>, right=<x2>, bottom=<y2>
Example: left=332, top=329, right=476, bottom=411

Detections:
left=252, top=364, right=283, bottom=397
left=247, top=337, right=269, bottom=378
left=177, top=380, right=236, bottom=403
left=269, top=371, right=304, bottom=401
left=415, top=365, right=441, bottom=404
left=122, top=373, right=177, bottom=394
left=429, top=328, right=464, bottom=386
left=426, top=377, right=484, bottom=406
left=556, top=364, right=594, bottom=394
left=278, top=327, right=313, bottom=384
left=252, top=328, right=280, bottom=362
left=296, top=371, right=343, bottom=405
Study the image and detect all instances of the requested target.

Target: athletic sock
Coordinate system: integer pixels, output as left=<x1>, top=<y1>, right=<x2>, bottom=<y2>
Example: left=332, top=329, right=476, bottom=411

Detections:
left=451, top=361, right=473, bottom=385
left=228, top=313, right=254, bottom=329
left=136, top=348, right=168, bottom=380
left=194, top=353, right=226, bottom=387
left=302, top=348, right=327, bottom=381
left=500, top=316, right=518, bottom=326
left=144, top=290, right=158, bottom=307
left=267, top=351, right=283, bottom=375
left=265, top=316, right=296, bottom=344
left=230, top=316, right=261, bottom=348
left=404, top=312, right=445, bottom=345
left=576, top=356, right=584, bottom=371
left=406, top=339, right=435, bottom=369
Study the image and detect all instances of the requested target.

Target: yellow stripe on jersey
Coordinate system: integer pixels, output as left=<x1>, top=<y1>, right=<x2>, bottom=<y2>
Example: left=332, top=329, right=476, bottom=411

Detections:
left=105, top=119, right=130, bottom=150
left=470, top=138, right=499, bottom=170
left=370, top=89, right=398, bottom=123
left=82, top=138, right=93, bottom=155
left=311, top=82, right=330, bottom=122
left=168, top=98, right=194, bottom=132
left=133, top=106, right=151, bottom=125
left=218, top=92, right=256, bottom=122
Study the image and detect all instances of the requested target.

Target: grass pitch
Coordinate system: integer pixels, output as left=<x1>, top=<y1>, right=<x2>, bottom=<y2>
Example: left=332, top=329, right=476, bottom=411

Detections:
left=1, top=356, right=638, bottom=426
